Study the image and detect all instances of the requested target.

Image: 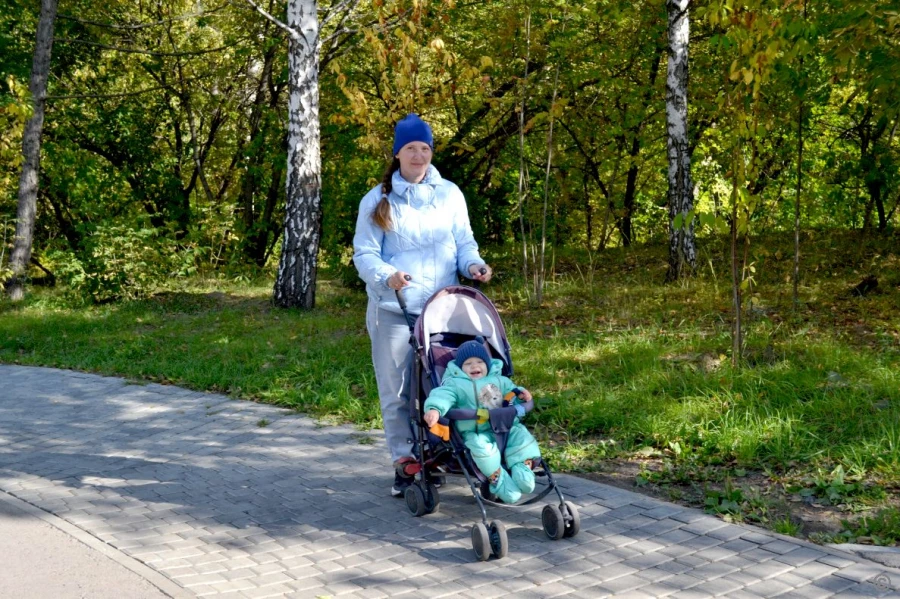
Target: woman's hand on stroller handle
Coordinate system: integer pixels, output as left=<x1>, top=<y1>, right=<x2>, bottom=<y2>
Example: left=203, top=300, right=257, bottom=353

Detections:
left=388, top=271, right=412, bottom=290
left=469, top=263, right=492, bottom=283
left=393, top=273, right=413, bottom=312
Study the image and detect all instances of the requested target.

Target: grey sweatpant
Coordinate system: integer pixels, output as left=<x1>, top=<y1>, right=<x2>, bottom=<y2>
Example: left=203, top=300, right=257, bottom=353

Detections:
left=366, top=300, right=415, bottom=463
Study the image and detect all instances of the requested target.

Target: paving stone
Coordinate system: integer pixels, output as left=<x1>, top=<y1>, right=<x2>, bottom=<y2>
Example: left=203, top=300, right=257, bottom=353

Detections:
left=741, top=576, right=799, bottom=596
left=771, top=582, right=835, bottom=599
left=634, top=566, right=677, bottom=584
left=792, top=560, right=840, bottom=582
left=775, top=547, right=830, bottom=567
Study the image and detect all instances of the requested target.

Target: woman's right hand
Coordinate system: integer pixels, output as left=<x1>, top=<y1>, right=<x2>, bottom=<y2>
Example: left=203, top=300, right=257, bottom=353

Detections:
left=388, top=271, right=411, bottom=290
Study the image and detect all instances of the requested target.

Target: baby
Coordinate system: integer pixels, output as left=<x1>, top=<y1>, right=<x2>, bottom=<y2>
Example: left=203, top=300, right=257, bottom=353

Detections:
left=423, top=337, right=541, bottom=503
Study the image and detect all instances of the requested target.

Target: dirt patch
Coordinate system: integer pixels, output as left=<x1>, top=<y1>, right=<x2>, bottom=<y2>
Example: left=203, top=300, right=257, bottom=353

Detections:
left=570, top=457, right=855, bottom=542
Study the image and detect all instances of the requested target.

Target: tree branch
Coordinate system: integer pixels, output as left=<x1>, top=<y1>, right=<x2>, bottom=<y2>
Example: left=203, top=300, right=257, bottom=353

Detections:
left=57, top=5, right=229, bottom=30
left=239, top=0, right=299, bottom=41
left=56, top=37, right=235, bottom=57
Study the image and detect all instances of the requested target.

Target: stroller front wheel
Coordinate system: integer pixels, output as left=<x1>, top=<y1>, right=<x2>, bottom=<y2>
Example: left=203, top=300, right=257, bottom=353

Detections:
left=541, top=504, right=565, bottom=540
left=563, top=501, right=580, bottom=538
left=472, top=522, right=491, bottom=561
left=489, top=520, right=508, bottom=559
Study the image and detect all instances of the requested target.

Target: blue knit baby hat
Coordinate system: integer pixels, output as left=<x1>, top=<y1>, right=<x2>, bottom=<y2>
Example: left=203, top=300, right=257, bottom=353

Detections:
left=455, top=337, right=492, bottom=369
left=393, top=113, right=434, bottom=155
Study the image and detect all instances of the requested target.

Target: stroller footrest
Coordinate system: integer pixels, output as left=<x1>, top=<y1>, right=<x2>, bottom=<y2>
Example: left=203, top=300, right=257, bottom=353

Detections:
left=395, top=457, right=422, bottom=477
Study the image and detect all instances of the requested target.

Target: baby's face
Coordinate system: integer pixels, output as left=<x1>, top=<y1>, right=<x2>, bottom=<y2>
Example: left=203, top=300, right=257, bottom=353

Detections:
left=461, top=357, right=488, bottom=379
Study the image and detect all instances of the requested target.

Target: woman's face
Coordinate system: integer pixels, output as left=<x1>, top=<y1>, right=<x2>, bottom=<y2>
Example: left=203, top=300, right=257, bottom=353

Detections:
left=396, top=141, right=433, bottom=183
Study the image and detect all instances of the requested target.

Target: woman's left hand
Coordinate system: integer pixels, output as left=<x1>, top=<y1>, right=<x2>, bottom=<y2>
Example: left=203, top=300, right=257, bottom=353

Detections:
left=469, top=263, right=492, bottom=283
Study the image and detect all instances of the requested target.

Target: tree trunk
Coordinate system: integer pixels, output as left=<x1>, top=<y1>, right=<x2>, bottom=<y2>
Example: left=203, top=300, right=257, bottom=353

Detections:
left=273, top=0, right=322, bottom=309
left=664, top=0, right=696, bottom=282
left=6, top=0, right=58, bottom=301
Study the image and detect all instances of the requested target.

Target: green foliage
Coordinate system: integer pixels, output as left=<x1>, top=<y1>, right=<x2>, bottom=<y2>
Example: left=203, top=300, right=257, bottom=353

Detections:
left=45, top=225, right=206, bottom=303
left=773, top=517, right=803, bottom=537
left=2, top=0, right=895, bottom=304
left=816, top=507, right=900, bottom=546
left=705, top=483, right=747, bottom=517
left=787, top=465, right=886, bottom=509
left=0, top=74, right=30, bottom=200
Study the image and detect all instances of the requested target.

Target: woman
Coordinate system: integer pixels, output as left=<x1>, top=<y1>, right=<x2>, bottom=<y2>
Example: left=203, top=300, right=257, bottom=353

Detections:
left=353, top=113, right=492, bottom=497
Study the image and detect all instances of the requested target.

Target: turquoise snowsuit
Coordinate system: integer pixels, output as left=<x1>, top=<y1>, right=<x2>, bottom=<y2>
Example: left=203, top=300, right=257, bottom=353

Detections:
left=424, top=358, right=541, bottom=503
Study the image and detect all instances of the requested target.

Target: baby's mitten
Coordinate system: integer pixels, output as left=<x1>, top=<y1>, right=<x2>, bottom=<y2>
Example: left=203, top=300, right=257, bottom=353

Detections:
left=510, top=461, right=536, bottom=494
left=489, top=467, right=522, bottom=504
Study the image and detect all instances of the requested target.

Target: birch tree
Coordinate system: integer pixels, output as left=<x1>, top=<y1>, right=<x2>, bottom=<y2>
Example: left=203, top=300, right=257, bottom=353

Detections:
left=665, top=0, right=696, bottom=282
left=6, top=0, right=58, bottom=301
left=249, top=0, right=322, bottom=309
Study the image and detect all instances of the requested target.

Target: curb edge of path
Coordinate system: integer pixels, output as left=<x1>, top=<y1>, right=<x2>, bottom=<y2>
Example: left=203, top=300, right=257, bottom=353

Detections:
left=0, top=489, right=192, bottom=599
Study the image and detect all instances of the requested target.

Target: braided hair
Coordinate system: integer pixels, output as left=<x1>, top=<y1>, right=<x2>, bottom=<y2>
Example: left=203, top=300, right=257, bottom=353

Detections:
left=371, top=158, right=401, bottom=231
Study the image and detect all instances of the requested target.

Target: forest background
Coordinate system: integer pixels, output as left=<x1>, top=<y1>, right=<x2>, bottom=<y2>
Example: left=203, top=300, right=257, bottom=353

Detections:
left=1, top=0, right=899, bottom=544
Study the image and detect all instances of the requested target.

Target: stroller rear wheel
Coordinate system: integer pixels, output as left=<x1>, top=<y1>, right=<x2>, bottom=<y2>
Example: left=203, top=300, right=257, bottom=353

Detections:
left=405, top=484, right=427, bottom=517
left=425, top=481, right=440, bottom=513
left=472, top=522, right=491, bottom=561
left=541, top=504, right=565, bottom=540
left=489, top=520, right=508, bottom=559
left=406, top=481, right=440, bottom=516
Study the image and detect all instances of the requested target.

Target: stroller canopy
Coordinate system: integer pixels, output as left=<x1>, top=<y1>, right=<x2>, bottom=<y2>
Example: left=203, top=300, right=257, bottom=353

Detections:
left=415, top=285, right=513, bottom=378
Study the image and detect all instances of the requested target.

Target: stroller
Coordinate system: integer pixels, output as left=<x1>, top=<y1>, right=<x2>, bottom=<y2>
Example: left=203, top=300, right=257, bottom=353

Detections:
left=395, top=283, right=580, bottom=561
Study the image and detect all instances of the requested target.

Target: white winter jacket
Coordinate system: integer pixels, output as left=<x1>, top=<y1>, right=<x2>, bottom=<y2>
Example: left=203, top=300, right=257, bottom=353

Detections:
left=353, top=165, right=483, bottom=315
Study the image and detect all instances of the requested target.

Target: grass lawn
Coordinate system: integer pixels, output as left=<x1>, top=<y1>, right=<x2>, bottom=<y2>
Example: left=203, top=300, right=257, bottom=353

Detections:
left=2, top=231, right=899, bottom=545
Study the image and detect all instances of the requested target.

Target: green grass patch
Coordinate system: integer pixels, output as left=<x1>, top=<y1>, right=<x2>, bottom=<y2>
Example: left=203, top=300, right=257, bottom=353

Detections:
left=814, top=507, right=900, bottom=546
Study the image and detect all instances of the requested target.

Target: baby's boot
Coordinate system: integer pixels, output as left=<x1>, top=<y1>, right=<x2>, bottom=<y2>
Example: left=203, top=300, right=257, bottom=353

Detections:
left=488, top=468, right=522, bottom=504
left=510, top=459, right=536, bottom=494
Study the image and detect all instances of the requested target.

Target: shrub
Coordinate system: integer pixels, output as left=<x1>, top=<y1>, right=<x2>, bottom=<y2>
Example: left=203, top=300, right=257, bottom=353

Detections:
left=46, top=224, right=205, bottom=302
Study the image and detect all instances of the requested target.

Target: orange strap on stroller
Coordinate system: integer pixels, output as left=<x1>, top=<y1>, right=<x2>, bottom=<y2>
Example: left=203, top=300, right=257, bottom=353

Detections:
left=429, top=422, right=451, bottom=441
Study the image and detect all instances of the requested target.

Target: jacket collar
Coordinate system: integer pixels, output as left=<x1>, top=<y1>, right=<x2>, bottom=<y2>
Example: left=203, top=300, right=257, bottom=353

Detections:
left=391, top=165, right=442, bottom=206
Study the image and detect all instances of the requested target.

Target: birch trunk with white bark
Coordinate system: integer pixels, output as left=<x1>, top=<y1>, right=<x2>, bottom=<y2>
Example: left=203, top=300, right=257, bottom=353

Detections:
left=6, top=0, right=58, bottom=301
left=665, top=0, right=696, bottom=282
left=273, top=0, right=322, bottom=309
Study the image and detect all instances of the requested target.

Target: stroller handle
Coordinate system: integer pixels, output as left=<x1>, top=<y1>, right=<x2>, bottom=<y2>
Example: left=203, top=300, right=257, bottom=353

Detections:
left=395, top=274, right=413, bottom=311
left=395, top=275, right=417, bottom=330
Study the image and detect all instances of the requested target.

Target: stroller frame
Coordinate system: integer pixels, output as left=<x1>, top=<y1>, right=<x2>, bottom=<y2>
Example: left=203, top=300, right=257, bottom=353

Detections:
left=395, top=284, right=580, bottom=560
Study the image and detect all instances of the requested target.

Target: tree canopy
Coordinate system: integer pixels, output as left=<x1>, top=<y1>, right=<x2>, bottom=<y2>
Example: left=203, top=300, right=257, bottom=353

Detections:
left=2, top=0, right=898, bottom=301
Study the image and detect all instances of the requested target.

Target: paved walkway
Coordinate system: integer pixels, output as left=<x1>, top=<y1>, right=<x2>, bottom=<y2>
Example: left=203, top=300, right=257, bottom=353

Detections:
left=1, top=365, right=898, bottom=598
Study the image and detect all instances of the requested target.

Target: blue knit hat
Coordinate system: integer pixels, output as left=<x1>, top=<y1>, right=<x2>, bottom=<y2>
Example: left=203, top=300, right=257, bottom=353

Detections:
left=455, top=337, right=492, bottom=369
left=393, top=113, right=434, bottom=155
